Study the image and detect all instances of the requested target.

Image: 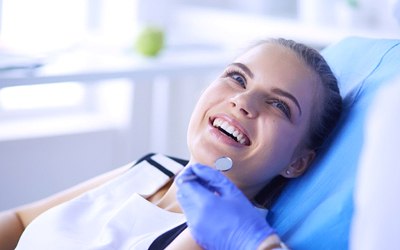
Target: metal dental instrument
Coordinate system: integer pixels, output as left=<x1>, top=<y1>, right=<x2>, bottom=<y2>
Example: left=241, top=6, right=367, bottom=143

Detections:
left=214, top=156, right=233, bottom=171
left=179, top=156, right=233, bottom=182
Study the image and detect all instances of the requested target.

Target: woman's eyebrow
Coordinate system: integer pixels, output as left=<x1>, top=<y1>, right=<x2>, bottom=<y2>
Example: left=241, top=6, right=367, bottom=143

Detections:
left=272, top=88, right=302, bottom=116
left=229, top=63, right=254, bottom=79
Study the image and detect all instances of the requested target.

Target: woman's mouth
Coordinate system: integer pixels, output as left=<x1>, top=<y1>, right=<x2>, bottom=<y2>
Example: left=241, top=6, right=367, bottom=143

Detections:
left=212, top=117, right=251, bottom=146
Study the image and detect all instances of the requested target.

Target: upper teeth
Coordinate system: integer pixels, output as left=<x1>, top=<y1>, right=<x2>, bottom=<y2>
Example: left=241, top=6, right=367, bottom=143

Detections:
left=213, top=118, right=246, bottom=144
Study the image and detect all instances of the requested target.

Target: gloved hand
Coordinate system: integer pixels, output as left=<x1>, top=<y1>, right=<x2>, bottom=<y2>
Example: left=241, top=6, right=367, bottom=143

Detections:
left=176, top=163, right=275, bottom=250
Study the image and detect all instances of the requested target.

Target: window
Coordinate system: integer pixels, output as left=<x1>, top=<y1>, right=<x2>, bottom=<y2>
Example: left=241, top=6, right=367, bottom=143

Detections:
left=1, top=0, right=139, bottom=53
left=0, top=0, right=137, bottom=139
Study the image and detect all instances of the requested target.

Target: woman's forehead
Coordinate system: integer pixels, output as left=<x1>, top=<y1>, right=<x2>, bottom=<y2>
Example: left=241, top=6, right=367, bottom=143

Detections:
left=236, top=43, right=298, bottom=65
left=234, top=43, right=313, bottom=84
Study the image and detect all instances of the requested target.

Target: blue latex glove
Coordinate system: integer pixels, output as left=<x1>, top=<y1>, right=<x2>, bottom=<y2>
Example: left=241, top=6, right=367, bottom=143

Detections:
left=176, top=164, right=275, bottom=250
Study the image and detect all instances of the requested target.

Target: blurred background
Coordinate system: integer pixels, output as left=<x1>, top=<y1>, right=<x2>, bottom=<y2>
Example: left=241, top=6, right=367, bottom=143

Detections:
left=0, top=0, right=399, bottom=210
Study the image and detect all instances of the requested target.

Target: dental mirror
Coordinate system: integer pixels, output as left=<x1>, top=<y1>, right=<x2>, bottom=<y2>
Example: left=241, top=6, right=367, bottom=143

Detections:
left=214, top=156, right=233, bottom=171
left=178, top=156, right=233, bottom=183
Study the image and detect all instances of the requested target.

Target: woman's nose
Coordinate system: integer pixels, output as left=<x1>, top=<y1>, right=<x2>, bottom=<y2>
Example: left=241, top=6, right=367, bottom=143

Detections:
left=230, top=93, right=258, bottom=118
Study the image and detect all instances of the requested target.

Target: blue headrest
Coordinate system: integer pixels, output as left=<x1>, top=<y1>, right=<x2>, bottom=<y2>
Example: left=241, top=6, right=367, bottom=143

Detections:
left=269, top=37, right=400, bottom=250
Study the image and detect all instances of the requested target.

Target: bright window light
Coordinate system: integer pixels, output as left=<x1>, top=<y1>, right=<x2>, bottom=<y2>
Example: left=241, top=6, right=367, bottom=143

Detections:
left=1, top=0, right=139, bottom=54
left=0, top=82, right=85, bottom=110
left=1, top=0, right=86, bottom=53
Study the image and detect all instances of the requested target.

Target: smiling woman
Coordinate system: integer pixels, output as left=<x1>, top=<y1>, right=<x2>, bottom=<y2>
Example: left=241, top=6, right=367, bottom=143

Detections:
left=186, top=39, right=335, bottom=203
left=0, top=38, right=342, bottom=250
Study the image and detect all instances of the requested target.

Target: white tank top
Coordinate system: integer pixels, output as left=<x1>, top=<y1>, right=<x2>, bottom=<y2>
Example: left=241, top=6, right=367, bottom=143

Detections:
left=16, top=153, right=186, bottom=250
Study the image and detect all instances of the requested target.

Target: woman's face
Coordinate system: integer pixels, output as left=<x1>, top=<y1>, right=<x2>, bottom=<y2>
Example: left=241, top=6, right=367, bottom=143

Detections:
left=187, top=43, right=319, bottom=197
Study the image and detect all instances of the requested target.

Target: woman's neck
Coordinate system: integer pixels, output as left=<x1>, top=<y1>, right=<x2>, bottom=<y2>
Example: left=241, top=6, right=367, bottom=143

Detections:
left=153, top=180, right=183, bottom=214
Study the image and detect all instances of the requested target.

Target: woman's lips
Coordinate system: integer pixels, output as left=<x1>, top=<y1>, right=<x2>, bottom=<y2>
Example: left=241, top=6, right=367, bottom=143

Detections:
left=209, top=115, right=251, bottom=146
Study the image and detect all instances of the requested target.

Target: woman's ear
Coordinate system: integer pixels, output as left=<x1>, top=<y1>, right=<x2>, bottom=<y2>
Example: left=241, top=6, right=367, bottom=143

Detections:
left=281, top=149, right=316, bottom=178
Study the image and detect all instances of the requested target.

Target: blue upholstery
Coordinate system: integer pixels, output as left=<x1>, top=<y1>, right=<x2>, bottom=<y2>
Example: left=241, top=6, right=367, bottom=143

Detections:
left=269, top=37, right=400, bottom=250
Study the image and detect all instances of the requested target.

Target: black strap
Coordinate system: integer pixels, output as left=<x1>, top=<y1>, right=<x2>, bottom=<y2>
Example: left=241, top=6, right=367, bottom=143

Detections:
left=146, top=157, right=175, bottom=178
left=130, top=153, right=189, bottom=178
left=148, top=222, right=188, bottom=250
left=134, top=153, right=156, bottom=165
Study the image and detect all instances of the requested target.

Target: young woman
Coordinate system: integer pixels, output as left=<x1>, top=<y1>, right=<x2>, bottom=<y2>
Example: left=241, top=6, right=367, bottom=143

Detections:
left=0, top=38, right=342, bottom=250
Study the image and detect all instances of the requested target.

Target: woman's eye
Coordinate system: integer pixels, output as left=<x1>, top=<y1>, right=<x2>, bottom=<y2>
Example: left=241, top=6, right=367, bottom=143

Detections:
left=268, top=99, right=291, bottom=119
left=226, top=71, right=246, bottom=88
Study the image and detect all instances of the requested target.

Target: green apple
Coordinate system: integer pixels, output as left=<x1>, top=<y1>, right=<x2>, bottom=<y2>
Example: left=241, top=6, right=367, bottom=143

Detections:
left=134, top=26, right=165, bottom=57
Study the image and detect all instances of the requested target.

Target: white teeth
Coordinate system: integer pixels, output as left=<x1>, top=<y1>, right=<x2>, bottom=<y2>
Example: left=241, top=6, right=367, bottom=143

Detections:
left=221, top=121, right=229, bottom=129
left=226, top=125, right=234, bottom=134
left=212, top=118, right=247, bottom=144
left=232, top=130, right=239, bottom=137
